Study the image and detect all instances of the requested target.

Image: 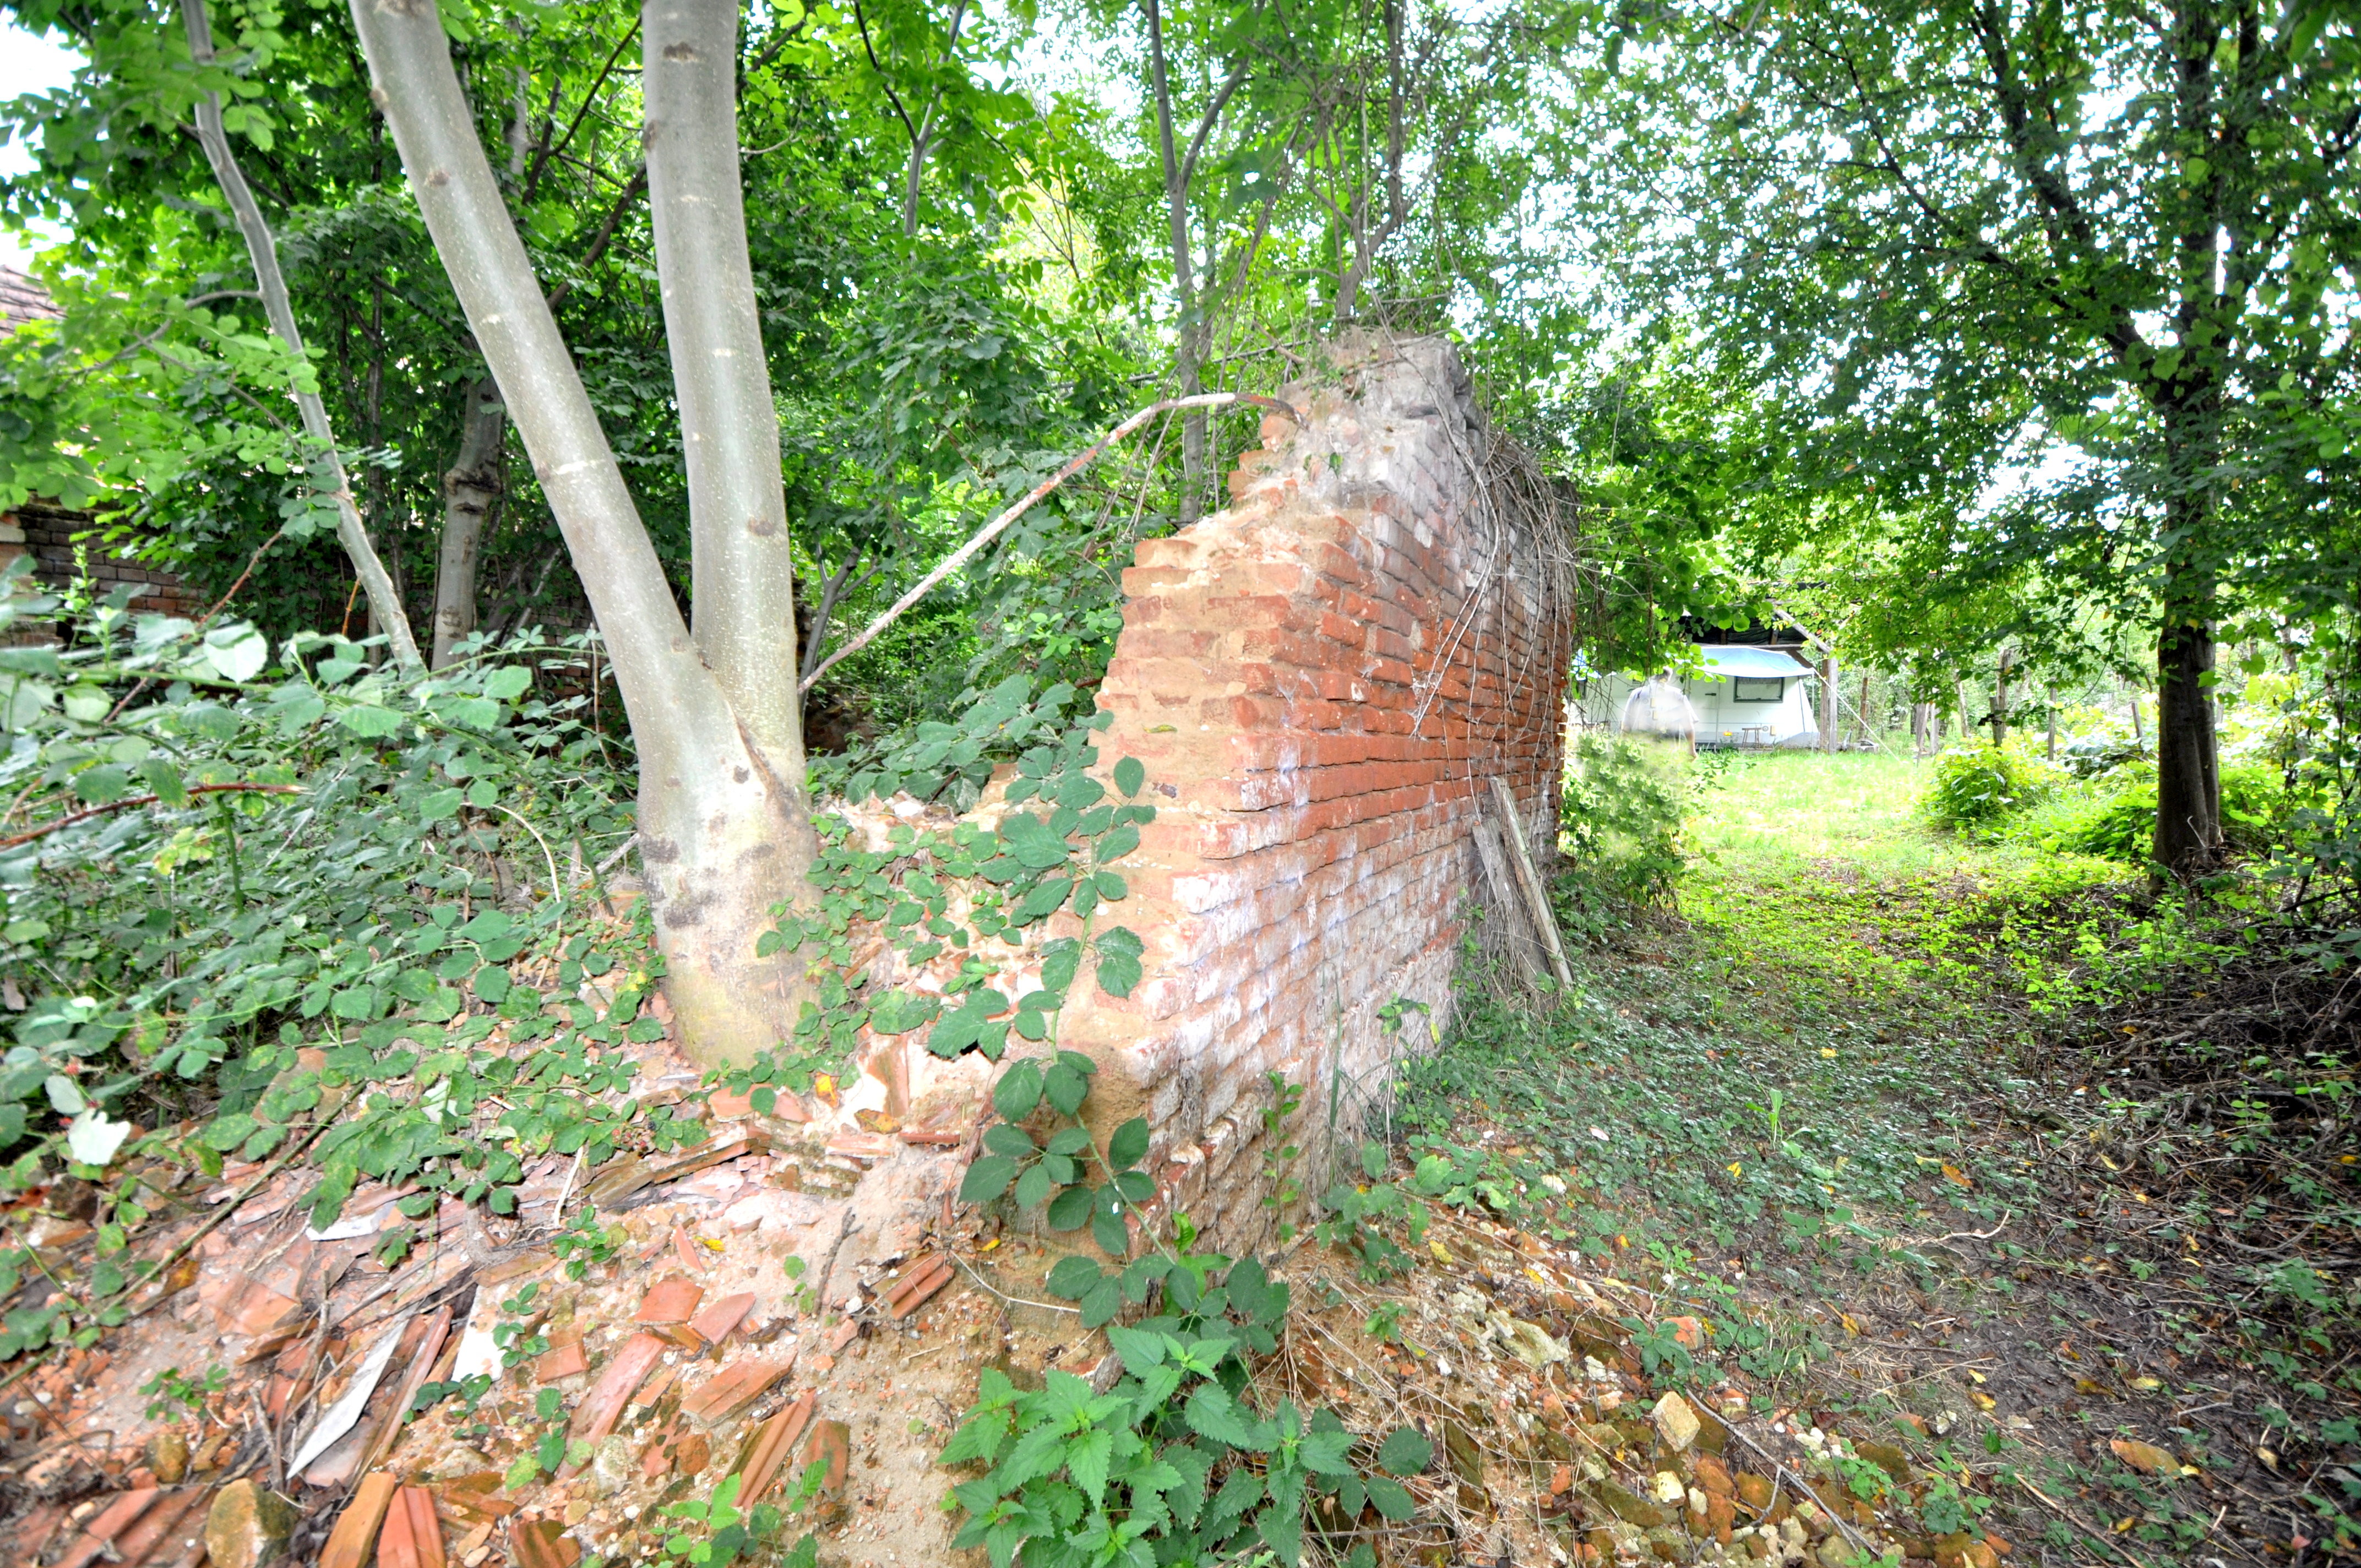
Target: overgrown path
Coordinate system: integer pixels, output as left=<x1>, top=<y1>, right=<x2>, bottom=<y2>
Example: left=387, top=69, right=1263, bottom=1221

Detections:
left=1400, top=751, right=2360, bottom=1565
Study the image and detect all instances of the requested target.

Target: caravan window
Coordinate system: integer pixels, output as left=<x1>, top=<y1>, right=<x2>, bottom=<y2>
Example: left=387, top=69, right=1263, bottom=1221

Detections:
left=1731, top=677, right=1785, bottom=703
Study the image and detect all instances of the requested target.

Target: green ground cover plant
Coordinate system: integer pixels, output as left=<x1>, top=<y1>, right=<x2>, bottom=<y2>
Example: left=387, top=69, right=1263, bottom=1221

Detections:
left=0, top=565, right=704, bottom=1358
left=1408, top=747, right=2358, bottom=1559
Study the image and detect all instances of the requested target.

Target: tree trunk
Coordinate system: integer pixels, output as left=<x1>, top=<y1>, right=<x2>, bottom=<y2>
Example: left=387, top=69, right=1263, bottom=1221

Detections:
left=1143, top=0, right=1206, bottom=524
left=351, top=0, right=814, bottom=1065
left=2154, top=557, right=2223, bottom=874
left=1993, top=648, right=2011, bottom=748
left=642, top=0, right=812, bottom=796
left=181, top=0, right=422, bottom=672
left=431, top=375, right=506, bottom=668
left=2130, top=684, right=2145, bottom=748
left=2046, top=684, right=2058, bottom=761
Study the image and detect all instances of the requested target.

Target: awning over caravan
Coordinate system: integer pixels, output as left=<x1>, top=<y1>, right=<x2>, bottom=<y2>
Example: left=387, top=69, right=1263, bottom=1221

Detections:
left=1693, top=645, right=1809, bottom=679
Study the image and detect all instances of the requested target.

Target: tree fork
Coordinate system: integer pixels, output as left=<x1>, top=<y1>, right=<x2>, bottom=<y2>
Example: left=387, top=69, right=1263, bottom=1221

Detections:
left=350, top=0, right=814, bottom=1065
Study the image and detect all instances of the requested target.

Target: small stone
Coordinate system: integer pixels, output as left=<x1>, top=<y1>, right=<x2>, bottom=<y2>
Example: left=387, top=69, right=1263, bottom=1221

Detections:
left=1593, top=1478, right=1669, bottom=1530
left=1643, top=1525, right=1690, bottom=1562
left=562, top=1499, right=591, bottom=1527
left=1652, top=1470, right=1685, bottom=1505
left=147, top=1429, right=190, bottom=1484
left=1736, top=1472, right=1775, bottom=1512
left=1651, top=1392, right=1701, bottom=1453
left=205, top=1479, right=301, bottom=1568
left=1688, top=1487, right=1707, bottom=1517
left=589, top=1435, right=635, bottom=1498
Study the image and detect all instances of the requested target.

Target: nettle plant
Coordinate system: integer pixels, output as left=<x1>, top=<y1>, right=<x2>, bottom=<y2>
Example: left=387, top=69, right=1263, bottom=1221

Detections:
left=720, top=710, right=1152, bottom=1100
left=941, top=1064, right=1438, bottom=1568
left=0, top=570, right=702, bottom=1359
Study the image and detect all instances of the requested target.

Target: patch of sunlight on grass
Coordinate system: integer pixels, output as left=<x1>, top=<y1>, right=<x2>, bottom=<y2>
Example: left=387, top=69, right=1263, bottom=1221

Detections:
left=1688, top=749, right=2053, bottom=880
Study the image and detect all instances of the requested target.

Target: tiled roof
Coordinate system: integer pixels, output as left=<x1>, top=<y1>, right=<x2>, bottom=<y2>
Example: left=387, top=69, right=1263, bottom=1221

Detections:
left=0, top=266, right=61, bottom=336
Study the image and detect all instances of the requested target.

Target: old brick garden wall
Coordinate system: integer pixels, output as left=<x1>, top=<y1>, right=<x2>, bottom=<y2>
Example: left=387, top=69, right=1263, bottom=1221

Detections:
left=1054, top=333, right=1577, bottom=1248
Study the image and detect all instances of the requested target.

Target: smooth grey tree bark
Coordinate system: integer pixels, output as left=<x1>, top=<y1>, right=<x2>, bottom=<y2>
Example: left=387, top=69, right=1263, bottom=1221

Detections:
left=350, top=0, right=814, bottom=1065
left=180, top=0, right=422, bottom=673
left=640, top=0, right=811, bottom=795
left=430, top=377, right=506, bottom=669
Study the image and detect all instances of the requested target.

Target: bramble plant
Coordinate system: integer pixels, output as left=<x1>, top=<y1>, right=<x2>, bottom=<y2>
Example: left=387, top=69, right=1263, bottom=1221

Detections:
left=725, top=709, right=1153, bottom=1101
left=942, top=1054, right=1439, bottom=1568
left=0, top=569, right=710, bottom=1363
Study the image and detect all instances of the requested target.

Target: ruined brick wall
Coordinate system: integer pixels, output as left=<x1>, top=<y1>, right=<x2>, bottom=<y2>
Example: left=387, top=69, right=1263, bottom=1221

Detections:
left=1058, top=334, right=1576, bottom=1249
left=2, top=503, right=206, bottom=620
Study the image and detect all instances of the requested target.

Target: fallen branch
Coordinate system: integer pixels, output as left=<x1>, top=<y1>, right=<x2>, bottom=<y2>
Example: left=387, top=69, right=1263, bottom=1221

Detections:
left=0, top=782, right=300, bottom=850
left=800, top=391, right=1301, bottom=692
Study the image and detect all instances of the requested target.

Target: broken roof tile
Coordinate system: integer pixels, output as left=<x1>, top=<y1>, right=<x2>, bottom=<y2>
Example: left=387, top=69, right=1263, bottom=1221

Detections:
left=734, top=1390, right=816, bottom=1505
left=568, top=1332, right=667, bottom=1449
left=679, top=1356, right=792, bottom=1423
left=320, top=1474, right=399, bottom=1568
left=797, top=1419, right=852, bottom=1496
left=53, top=1489, right=160, bottom=1568
left=687, top=1291, right=755, bottom=1346
left=535, top=1336, right=589, bottom=1383
left=883, top=1255, right=953, bottom=1320
left=506, top=1520, right=580, bottom=1568
left=633, top=1277, right=703, bottom=1324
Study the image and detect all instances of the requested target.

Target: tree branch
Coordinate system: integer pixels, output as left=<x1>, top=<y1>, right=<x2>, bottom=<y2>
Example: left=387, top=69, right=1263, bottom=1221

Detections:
left=1, top=784, right=300, bottom=851
left=802, top=392, right=1301, bottom=692
left=178, top=0, right=423, bottom=672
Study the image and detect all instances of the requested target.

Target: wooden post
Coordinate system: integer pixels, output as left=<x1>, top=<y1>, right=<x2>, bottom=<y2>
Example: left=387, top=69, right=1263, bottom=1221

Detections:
left=1818, top=657, right=1837, bottom=753
left=1487, top=778, right=1574, bottom=990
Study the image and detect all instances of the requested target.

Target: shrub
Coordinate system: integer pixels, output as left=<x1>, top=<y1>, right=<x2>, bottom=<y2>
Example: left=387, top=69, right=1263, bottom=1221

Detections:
left=2069, top=764, right=2304, bottom=864
left=1558, top=731, right=1690, bottom=919
left=1923, top=744, right=2052, bottom=829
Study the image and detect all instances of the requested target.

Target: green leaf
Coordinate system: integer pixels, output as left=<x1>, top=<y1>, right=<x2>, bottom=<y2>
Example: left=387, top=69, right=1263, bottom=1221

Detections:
left=1011, top=1162, right=1052, bottom=1210
left=1095, top=927, right=1145, bottom=998
left=993, top=1059, right=1044, bottom=1121
left=483, top=667, right=531, bottom=701
left=982, top=1123, right=1036, bottom=1158
left=202, top=624, right=269, bottom=683
left=1185, top=1385, right=1267, bottom=1449
left=418, top=787, right=465, bottom=823
left=1106, top=1325, right=1168, bottom=1368
left=1044, top=1254, right=1105, bottom=1300
left=1299, top=1429, right=1354, bottom=1477
left=1079, top=1276, right=1123, bottom=1327
left=1114, top=756, right=1145, bottom=797
left=1377, top=1426, right=1433, bottom=1477
left=959, top=1156, right=1017, bottom=1205
left=336, top=704, right=404, bottom=738
left=1014, top=876, right=1073, bottom=922
left=1043, top=1059, right=1090, bottom=1115
left=1107, top=1116, right=1149, bottom=1170
left=1046, top=1183, right=1094, bottom=1231
left=1364, top=1476, right=1415, bottom=1520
